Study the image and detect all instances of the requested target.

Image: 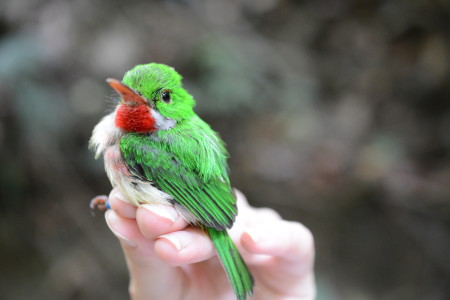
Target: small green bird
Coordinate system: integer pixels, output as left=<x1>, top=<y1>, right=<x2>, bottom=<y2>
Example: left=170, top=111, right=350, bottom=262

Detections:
left=90, top=63, right=254, bottom=300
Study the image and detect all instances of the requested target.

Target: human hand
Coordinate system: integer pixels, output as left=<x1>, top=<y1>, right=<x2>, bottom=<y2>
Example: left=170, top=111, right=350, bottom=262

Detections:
left=104, top=188, right=316, bottom=300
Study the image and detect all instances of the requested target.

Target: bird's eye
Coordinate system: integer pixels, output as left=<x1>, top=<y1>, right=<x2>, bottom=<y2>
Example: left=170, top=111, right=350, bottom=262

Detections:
left=160, top=89, right=171, bottom=103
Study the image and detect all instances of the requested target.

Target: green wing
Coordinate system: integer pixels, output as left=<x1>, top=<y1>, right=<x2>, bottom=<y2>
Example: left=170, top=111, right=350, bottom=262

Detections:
left=120, top=133, right=237, bottom=231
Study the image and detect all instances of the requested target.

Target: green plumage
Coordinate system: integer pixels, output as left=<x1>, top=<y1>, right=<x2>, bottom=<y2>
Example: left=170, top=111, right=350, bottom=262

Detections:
left=120, top=118, right=235, bottom=230
left=207, top=227, right=254, bottom=300
left=117, top=63, right=254, bottom=299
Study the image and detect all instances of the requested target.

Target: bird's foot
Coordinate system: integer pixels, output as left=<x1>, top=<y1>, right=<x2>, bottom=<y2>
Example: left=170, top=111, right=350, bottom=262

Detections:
left=90, top=195, right=110, bottom=212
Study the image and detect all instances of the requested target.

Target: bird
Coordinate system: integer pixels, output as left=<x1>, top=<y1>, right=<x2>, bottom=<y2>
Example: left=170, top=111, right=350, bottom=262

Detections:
left=89, top=63, right=254, bottom=300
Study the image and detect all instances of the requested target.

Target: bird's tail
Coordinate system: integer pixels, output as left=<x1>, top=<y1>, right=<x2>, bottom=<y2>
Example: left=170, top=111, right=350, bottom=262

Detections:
left=206, top=227, right=254, bottom=300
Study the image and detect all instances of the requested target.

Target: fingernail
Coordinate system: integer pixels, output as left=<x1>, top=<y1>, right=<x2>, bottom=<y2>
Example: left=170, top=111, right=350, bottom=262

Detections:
left=245, top=228, right=266, bottom=244
left=112, top=191, right=128, bottom=203
left=159, top=235, right=183, bottom=251
left=159, top=232, right=193, bottom=252
left=141, top=204, right=178, bottom=223
left=105, top=210, right=137, bottom=248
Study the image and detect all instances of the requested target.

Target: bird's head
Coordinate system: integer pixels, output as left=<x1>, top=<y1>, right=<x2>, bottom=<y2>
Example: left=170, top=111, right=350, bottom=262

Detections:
left=109, top=63, right=195, bottom=133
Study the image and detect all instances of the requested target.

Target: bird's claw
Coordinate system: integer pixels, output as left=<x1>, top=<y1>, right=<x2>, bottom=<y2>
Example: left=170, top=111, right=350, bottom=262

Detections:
left=90, top=195, right=110, bottom=212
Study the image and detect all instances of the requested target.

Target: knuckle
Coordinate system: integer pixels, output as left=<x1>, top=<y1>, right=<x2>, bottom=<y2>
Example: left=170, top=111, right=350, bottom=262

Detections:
left=128, top=282, right=137, bottom=299
left=289, top=221, right=315, bottom=260
left=256, top=207, right=281, bottom=220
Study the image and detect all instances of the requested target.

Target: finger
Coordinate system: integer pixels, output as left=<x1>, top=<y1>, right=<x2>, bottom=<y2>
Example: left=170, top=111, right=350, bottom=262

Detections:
left=253, top=207, right=281, bottom=220
left=231, top=189, right=255, bottom=229
left=233, top=189, right=280, bottom=227
left=105, top=210, right=183, bottom=299
left=229, top=195, right=280, bottom=240
left=241, top=221, right=315, bottom=275
left=234, top=189, right=251, bottom=215
left=154, top=227, right=215, bottom=266
left=136, top=204, right=189, bottom=240
left=241, top=208, right=281, bottom=230
left=108, top=188, right=137, bottom=219
left=105, top=210, right=152, bottom=258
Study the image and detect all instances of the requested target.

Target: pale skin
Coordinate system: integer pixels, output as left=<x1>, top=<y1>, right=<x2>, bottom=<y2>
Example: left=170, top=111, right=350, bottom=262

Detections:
left=104, top=187, right=316, bottom=300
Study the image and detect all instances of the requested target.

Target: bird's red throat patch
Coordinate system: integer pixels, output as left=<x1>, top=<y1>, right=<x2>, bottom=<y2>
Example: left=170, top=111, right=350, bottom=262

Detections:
left=115, top=104, right=156, bottom=133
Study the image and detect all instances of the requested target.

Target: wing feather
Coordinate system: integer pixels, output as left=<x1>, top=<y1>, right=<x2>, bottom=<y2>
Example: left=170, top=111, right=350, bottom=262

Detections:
left=120, top=133, right=236, bottom=230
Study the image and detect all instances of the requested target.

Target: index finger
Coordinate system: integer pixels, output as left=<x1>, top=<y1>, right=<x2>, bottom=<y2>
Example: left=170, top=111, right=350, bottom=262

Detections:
left=241, top=221, right=315, bottom=276
left=108, top=187, right=138, bottom=219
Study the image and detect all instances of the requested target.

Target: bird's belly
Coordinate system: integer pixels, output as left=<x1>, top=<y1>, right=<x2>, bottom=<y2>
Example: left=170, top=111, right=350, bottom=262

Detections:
left=104, top=145, right=172, bottom=206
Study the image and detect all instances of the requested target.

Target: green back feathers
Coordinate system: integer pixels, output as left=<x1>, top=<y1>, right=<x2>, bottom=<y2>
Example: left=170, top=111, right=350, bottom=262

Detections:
left=157, top=116, right=229, bottom=183
left=120, top=116, right=236, bottom=230
left=122, top=63, right=195, bottom=122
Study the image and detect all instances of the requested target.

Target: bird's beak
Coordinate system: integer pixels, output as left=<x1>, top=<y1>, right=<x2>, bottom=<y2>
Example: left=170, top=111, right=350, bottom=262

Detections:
left=106, top=78, right=147, bottom=105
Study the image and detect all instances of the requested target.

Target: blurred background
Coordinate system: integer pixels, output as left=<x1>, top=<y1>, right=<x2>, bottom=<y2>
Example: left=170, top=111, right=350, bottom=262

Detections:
left=1, top=0, right=449, bottom=299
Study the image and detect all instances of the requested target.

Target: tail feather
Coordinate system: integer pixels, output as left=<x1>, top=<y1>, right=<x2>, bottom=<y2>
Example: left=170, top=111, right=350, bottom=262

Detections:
left=206, top=227, right=254, bottom=300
